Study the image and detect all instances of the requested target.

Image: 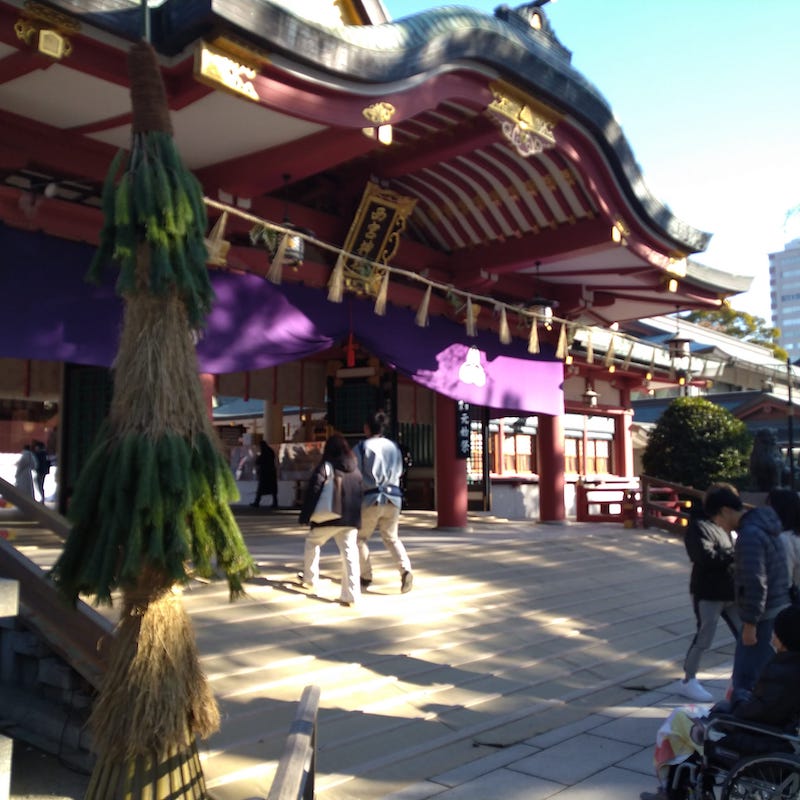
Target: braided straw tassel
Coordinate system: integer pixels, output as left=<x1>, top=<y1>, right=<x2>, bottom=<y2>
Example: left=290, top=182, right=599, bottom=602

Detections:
left=415, top=285, right=432, bottom=327
left=327, top=252, right=346, bottom=302
left=528, top=317, right=540, bottom=354
left=374, top=270, right=389, bottom=315
left=465, top=297, right=477, bottom=337
left=497, top=304, right=511, bottom=344
left=555, top=322, right=568, bottom=359
left=266, top=234, right=288, bottom=284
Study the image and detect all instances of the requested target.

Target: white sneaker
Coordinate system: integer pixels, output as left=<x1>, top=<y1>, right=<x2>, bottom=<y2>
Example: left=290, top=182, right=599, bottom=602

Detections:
left=678, top=678, right=713, bottom=702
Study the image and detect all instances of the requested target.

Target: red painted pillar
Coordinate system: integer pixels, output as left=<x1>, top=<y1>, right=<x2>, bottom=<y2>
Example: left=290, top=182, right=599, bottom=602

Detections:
left=615, top=413, right=634, bottom=478
left=537, top=413, right=565, bottom=522
left=435, top=393, right=468, bottom=529
left=615, top=385, right=634, bottom=478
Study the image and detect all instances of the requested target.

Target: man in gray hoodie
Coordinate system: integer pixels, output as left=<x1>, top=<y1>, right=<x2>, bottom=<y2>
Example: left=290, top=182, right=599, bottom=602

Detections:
left=732, top=500, right=791, bottom=692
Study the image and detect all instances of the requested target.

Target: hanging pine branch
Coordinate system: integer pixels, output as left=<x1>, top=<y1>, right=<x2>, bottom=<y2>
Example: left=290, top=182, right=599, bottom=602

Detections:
left=51, top=39, right=255, bottom=800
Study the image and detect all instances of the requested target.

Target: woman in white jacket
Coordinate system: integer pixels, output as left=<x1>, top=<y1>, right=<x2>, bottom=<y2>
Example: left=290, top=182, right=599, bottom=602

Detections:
left=14, top=444, right=35, bottom=497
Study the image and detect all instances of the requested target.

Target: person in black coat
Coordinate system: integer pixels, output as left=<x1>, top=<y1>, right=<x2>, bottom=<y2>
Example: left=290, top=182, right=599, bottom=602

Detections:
left=678, top=483, right=744, bottom=702
left=251, top=440, right=278, bottom=509
left=298, top=434, right=363, bottom=606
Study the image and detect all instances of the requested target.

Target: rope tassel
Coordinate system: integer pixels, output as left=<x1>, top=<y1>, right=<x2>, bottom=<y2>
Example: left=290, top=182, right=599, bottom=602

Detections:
left=465, top=297, right=477, bottom=337
left=416, top=285, right=432, bottom=327
left=528, top=318, right=540, bottom=354
left=327, top=252, right=345, bottom=303
left=555, top=322, right=567, bottom=359
left=604, top=335, right=616, bottom=367
left=374, top=270, right=389, bottom=316
left=266, top=234, right=288, bottom=285
left=497, top=304, right=511, bottom=344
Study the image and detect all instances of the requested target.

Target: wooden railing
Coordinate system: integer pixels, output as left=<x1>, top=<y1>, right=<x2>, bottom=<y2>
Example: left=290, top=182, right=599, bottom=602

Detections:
left=640, top=475, right=704, bottom=535
left=575, top=478, right=640, bottom=524
left=266, top=685, right=321, bottom=800
left=0, top=476, right=70, bottom=540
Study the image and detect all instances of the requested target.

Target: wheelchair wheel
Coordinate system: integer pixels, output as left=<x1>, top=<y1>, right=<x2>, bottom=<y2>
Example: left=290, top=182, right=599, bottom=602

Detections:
left=722, top=753, right=800, bottom=800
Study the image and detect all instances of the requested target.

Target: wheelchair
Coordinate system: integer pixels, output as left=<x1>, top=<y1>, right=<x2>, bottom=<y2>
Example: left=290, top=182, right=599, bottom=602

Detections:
left=666, top=714, right=800, bottom=799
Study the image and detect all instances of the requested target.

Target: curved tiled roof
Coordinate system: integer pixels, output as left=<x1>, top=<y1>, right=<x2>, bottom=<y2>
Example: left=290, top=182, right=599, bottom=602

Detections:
left=0, top=0, right=747, bottom=329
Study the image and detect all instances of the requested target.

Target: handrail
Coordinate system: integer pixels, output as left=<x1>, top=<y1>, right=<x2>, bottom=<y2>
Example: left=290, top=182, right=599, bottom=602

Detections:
left=0, top=476, right=70, bottom=540
left=0, top=475, right=112, bottom=689
left=266, top=685, right=321, bottom=800
left=640, top=475, right=703, bottom=535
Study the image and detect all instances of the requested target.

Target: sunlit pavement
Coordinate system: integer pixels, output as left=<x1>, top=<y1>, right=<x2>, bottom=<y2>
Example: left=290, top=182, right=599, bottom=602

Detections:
left=197, top=509, right=733, bottom=800
left=8, top=509, right=736, bottom=799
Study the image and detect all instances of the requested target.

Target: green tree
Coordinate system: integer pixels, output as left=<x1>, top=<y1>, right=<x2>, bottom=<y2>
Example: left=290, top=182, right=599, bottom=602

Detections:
left=642, top=396, right=751, bottom=489
left=684, top=307, right=787, bottom=361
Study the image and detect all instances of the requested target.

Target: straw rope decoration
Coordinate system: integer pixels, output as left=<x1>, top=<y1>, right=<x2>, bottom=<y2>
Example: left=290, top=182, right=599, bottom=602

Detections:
left=52, top=39, right=254, bottom=799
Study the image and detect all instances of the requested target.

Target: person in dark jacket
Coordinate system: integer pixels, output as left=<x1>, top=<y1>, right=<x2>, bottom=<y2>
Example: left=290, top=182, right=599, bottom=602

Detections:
left=732, top=494, right=791, bottom=693
left=32, top=440, right=50, bottom=503
left=678, top=483, right=744, bottom=702
left=250, top=440, right=278, bottom=509
left=728, top=603, right=800, bottom=725
left=298, top=434, right=363, bottom=606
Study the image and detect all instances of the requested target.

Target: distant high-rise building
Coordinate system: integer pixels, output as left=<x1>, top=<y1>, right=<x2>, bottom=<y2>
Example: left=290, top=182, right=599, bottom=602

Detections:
left=770, top=238, right=800, bottom=357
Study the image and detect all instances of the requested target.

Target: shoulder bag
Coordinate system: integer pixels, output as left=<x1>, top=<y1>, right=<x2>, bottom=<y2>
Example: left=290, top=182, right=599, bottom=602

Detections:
left=310, top=462, right=342, bottom=523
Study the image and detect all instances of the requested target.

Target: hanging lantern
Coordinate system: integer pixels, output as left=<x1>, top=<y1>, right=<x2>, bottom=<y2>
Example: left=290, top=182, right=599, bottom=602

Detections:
left=273, top=223, right=304, bottom=267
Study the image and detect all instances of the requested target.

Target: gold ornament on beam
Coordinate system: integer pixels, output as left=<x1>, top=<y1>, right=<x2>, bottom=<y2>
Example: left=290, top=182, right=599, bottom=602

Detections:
left=362, top=101, right=396, bottom=146
left=14, top=1, right=79, bottom=60
left=487, top=81, right=558, bottom=157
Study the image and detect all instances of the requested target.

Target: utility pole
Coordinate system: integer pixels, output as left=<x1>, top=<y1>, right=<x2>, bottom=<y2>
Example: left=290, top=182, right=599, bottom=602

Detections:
left=788, top=358, right=795, bottom=490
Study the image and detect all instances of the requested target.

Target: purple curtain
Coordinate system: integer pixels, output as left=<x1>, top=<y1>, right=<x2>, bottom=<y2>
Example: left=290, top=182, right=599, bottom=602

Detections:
left=1, top=226, right=564, bottom=415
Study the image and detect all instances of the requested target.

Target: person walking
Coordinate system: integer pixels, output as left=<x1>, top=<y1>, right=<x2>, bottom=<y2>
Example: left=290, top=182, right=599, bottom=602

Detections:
left=732, top=489, right=791, bottom=693
left=770, top=488, right=800, bottom=605
left=14, top=444, right=35, bottom=498
left=251, top=440, right=278, bottom=509
left=355, top=410, right=413, bottom=593
left=33, top=440, right=50, bottom=503
left=298, top=434, right=363, bottom=606
left=678, top=483, right=744, bottom=702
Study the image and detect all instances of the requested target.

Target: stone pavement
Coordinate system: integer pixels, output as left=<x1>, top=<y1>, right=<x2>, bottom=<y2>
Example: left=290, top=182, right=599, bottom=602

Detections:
left=8, top=509, right=736, bottom=799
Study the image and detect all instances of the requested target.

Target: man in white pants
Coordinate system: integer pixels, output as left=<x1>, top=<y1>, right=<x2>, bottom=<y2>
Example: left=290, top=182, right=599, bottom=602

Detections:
left=355, top=411, right=413, bottom=593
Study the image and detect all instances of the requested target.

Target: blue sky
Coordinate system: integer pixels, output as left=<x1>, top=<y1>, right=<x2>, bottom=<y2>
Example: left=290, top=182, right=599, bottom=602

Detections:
left=381, top=0, right=800, bottom=323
